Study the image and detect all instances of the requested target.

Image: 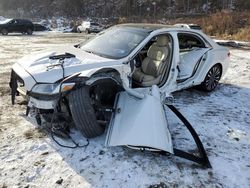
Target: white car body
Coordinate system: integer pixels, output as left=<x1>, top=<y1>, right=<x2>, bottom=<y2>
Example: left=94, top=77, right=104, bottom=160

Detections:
left=174, top=23, right=202, bottom=31
left=12, top=24, right=229, bottom=105
left=10, top=24, right=230, bottom=166
left=77, top=21, right=103, bottom=33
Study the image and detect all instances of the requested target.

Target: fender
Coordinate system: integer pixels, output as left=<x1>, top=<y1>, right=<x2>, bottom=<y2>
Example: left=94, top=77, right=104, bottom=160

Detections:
left=85, top=69, right=145, bottom=99
left=78, top=66, right=130, bottom=84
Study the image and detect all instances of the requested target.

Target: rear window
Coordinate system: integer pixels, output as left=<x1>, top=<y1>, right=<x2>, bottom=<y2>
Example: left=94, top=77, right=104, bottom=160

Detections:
left=18, top=20, right=31, bottom=24
left=189, top=25, right=202, bottom=30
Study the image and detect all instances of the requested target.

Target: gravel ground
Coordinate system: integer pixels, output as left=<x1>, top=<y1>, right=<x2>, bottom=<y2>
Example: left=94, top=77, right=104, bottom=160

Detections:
left=0, top=32, right=250, bottom=188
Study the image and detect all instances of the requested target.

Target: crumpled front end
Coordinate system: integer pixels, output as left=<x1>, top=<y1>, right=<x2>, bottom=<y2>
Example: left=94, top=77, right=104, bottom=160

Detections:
left=10, top=67, right=59, bottom=109
left=10, top=62, right=37, bottom=105
left=9, top=46, right=120, bottom=109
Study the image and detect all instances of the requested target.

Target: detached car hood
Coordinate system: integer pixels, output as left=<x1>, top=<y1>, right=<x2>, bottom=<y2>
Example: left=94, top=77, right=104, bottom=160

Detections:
left=17, top=46, right=117, bottom=83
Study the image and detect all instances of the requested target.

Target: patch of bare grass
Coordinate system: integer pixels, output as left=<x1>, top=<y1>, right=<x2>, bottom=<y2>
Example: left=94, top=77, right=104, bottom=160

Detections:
left=170, top=11, right=250, bottom=41
left=200, top=11, right=250, bottom=41
left=233, top=26, right=250, bottom=41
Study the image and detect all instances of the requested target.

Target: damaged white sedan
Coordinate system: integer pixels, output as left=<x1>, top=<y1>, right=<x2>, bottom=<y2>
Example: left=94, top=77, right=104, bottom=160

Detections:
left=10, top=24, right=230, bottom=167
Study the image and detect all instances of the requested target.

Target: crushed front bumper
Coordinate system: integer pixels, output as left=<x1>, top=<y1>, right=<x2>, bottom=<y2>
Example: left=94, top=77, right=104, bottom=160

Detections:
left=28, top=96, right=57, bottom=109
left=10, top=69, right=26, bottom=104
left=28, top=91, right=59, bottom=109
left=10, top=64, right=36, bottom=104
left=10, top=69, right=58, bottom=109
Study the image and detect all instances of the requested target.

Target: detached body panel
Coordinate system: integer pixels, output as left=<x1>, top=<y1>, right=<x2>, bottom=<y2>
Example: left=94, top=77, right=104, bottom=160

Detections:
left=106, top=86, right=173, bottom=154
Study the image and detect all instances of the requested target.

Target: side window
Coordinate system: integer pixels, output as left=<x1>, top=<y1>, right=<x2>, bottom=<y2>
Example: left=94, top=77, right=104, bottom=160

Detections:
left=178, top=33, right=206, bottom=52
left=134, top=34, right=171, bottom=67
left=91, top=23, right=98, bottom=26
left=9, top=20, right=16, bottom=24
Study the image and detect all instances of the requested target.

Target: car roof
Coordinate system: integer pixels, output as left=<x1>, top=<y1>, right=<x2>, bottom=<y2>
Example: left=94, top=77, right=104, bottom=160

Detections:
left=13, top=19, right=32, bottom=22
left=114, top=23, right=206, bottom=35
left=117, top=23, right=174, bottom=32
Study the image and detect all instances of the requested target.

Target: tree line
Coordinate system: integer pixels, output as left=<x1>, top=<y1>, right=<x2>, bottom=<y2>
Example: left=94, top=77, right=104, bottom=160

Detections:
left=0, top=0, right=249, bottom=19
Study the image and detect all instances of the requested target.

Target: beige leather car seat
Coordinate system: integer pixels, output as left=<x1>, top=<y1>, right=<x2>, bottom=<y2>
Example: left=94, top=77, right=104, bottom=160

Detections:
left=132, top=35, right=170, bottom=87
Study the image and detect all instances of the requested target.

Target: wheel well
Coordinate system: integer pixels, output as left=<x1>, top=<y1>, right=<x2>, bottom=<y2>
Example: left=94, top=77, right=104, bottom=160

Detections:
left=91, top=68, right=122, bottom=84
left=93, top=68, right=121, bottom=75
left=88, top=68, right=124, bottom=106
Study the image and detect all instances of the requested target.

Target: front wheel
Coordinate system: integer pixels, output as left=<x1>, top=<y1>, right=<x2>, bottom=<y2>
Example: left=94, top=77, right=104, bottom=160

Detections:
left=68, top=87, right=105, bottom=138
left=199, top=64, right=222, bottom=91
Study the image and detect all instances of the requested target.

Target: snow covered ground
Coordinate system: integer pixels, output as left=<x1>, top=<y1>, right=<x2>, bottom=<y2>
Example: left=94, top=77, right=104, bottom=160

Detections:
left=0, top=32, right=250, bottom=188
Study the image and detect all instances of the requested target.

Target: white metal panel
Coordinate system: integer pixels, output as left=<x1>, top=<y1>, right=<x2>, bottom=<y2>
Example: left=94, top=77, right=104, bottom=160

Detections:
left=177, top=48, right=210, bottom=80
left=106, top=85, right=173, bottom=153
left=12, top=63, right=36, bottom=91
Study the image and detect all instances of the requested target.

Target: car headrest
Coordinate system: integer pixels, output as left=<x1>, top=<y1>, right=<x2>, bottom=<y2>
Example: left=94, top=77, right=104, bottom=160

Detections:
left=156, top=35, right=169, bottom=46
left=147, top=44, right=168, bottom=61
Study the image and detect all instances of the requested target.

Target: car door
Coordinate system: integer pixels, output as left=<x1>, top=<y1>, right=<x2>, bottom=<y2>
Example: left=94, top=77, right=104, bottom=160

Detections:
left=16, top=20, right=25, bottom=32
left=7, top=19, right=17, bottom=32
left=12, top=19, right=22, bottom=33
left=176, top=32, right=211, bottom=83
left=105, top=85, right=173, bottom=153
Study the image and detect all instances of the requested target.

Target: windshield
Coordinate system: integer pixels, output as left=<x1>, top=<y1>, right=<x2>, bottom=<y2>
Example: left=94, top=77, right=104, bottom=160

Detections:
left=80, top=27, right=148, bottom=59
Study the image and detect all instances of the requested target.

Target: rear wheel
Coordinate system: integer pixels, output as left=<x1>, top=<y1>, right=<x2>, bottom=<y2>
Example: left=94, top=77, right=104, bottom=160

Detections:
left=1, top=29, right=8, bottom=35
left=85, top=29, right=90, bottom=34
left=200, top=64, right=222, bottom=91
left=77, top=28, right=81, bottom=33
left=68, top=87, right=105, bottom=138
left=26, top=28, right=33, bottom=35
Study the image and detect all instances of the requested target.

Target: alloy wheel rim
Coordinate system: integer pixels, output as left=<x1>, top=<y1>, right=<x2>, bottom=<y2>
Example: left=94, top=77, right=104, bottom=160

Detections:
left=205, top=66, right=221, bottom=90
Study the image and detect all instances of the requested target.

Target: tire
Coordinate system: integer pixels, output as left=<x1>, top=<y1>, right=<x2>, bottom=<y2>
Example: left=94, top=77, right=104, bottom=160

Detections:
left=68, top=87, right=105, bottom=138
left=77, top=28, right=81, bottom=33
left=199, top=64, right=222, bottom=91
left=85, top=29, right=89, bottom=34
left=1, top=29, right=8, bottom=35
left=26, top=28, right=33, bottom=35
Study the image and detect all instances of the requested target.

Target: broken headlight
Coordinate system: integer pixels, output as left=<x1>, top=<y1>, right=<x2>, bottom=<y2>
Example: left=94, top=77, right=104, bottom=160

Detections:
left=32, top=83, right=60, bottom=94
left=32, top=83, right=76, bottom=95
